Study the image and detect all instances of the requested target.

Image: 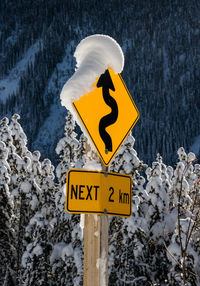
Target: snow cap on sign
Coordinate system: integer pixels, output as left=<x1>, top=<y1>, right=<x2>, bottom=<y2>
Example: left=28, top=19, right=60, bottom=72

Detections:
left=60, top=34, right=124, bottom=125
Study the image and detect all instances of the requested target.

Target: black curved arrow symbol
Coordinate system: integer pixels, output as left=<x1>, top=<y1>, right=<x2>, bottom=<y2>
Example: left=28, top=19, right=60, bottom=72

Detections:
left=97, top=69, right=118, bottom=153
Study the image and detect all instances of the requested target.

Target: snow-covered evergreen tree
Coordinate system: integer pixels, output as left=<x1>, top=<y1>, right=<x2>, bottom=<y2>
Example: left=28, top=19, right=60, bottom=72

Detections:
left=21, top=158, right=57, bottom=286
left=9, top=114, right=28, bottom=158
left=21, top=213, right=48, bottom=286
left=14, top=156, right=41, bottom=284
left=56, top=112, right=79, bottom=185
left=50, top=111, right=84, bottom=285
left=75, top=133, right=86, bottom=169
left=0, top=115, right=42, bottom=284
left=109, top=134, right=148, bottom=285
left=0, top=141, right=16, bottom=285
left=0, top=117, right=16, bottom=155
left=141, top=154, right=174, bottom=284
left=167, top=148, right=200, bottom=285
left=109, top=134, right=144, bottom=177
left=29, top=150, right=42, bottom=184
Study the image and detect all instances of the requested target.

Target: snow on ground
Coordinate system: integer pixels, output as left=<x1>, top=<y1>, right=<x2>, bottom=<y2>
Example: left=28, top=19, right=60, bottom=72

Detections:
left=190, top=135, right=200, bottom=156
left=0, top=40, right=42, bottom=104
left=60, top=34, right=124, bottom=132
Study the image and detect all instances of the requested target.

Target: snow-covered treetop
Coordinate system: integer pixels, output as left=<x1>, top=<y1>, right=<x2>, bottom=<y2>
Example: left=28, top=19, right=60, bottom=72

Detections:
left=60, top=34, right=124, bottom=132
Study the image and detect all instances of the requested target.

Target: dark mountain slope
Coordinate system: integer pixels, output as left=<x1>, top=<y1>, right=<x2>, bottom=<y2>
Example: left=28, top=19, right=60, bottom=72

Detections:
left=0, top=0, right=200, bottom=164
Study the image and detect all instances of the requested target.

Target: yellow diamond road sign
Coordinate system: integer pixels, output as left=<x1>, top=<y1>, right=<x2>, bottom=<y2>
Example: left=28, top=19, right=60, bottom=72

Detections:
left=66, top=169, right=132, bottom=217
left=73, top=68, right=139, bottom=166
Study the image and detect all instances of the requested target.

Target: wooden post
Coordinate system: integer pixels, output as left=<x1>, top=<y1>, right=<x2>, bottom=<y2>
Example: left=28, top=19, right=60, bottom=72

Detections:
left=83, top=140, right=109, bottom=286
left=83, top=214, right=108, bottom=286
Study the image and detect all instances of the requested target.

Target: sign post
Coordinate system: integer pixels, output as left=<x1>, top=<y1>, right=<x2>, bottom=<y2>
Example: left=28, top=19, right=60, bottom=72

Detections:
left=83, top=214, right=108, bottom=286
left=83, top=142, right=108, bottom=286
left=66, top=168, right=132, bottom=286
left=65, top=67, right=139, bottom=285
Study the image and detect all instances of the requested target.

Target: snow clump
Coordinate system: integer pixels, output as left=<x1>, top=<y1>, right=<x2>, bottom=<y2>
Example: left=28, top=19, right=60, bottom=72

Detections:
left=60, top=34, right=124, bottom=134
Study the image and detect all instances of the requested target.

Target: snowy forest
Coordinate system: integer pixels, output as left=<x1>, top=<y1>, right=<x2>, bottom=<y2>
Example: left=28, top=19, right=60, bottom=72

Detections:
left=1, top=0, right=200, bottom=286
left=0, top=113, right=200, bottom=285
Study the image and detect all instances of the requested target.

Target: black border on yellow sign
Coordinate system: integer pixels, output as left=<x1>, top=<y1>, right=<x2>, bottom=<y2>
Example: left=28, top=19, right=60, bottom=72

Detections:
left=66, top=169, right=132, bottom=217
left=73, top=73, right=140, bottom=166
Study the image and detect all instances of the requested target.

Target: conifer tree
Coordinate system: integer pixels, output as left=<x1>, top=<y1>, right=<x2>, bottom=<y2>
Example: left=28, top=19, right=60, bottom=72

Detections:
left=15, top=155, right=41, bottom=284
left=21, top=213, right=49, bottom=286
left=9, top=114, right=28, bottom=158
left=141, top=154, right=173, bottom=284
left=75, top=133, right=86, bottom=169
left=56, top=112, right=79, bottom=185
left=29, top=150, right=42, bottom=184
left=21, top=158, right=57, bottom=286
left=0, top=117, right=16, bottom=155
left=0, top=141, right=16, bottom=285
left=51, top=111, right=84, bottom=285
left=109, top=134, right=147, bottom=285
left=0, top=115, right=42, bottom=284
left=109, top=134, right=144, bottom=177
left=167, top=148, right=200, bottom=285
